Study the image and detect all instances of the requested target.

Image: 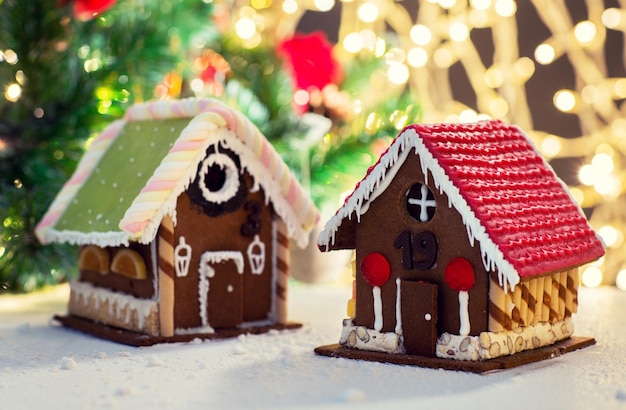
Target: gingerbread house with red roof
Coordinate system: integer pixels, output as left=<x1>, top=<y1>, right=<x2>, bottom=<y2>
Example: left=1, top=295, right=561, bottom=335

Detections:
left=36, top=98, right=319, bottom=346
left=315, top=120, right=604, bottom=371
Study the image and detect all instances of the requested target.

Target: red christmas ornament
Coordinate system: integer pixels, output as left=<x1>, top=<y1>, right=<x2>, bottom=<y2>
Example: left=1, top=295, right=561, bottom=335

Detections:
left=360, top=252, right=391, bottom=287
left=73, top=0, right=117, bottom=21
left=277, top=32, right=343, bottom=113
left=444, top=257, right=475, bottom=292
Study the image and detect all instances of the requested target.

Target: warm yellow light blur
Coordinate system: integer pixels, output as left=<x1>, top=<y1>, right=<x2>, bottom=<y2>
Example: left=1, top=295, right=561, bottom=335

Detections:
left=616, top=270, right=626, bottom=291
left=407, top=47, right=428, bottom=67
left=602, top=8, right=622, bottom=29
left=581, top=84, right=600, bottom=104
left=385, top=48, right=406, bottom=65
left=387, top=64, right=410, bottom=85
left=375, top=38, right=386, bottom=57
left=540, top=135, right=562, bottom=158
left=282, top=0, right=298, bottom=14
left=314, top=0, right=335, bottom=12
left=360, top=30, right=377, bottom=51
left=468, top=9, right=489, bottom=27
left=594, top=175, right=621, bottom=197
left=574, top=20, right=597, bottom=44
left=484, top=67, right=503, bottom=88
left=250, top=0, right=271, bottom=9
left=458, top=109, right=479, bottom=123
left=488, top=97, right=509, bottom=117
left=569, top=187, right=584, bottom=205
left=591, top=152, right=614, bottom=174
left=343, top=32, right=363, bottom=53
left=494, top=0, right=516, bottom=17
left=438, top=0, right=457, bottom=9
left=410, top=24, right=432, bottom=46
left=612, top=78, right=626, bottom=98
left=357, top=2, right=379, bottom=23
left=581, top=266, right=603, bottom=288
left=235, top=17, right=256, bottom=39
left=433, top=47, right=455, bottom=68
left=293, top=89, right=309, bottom=106
left=449, top=22, right=469, bottom=42
left=514, top=57, right=535, bottom=81
left=3, top=49, right=18, bottom=64
left=578, top=164, right=596, bottom=186
left=5, top=83, right=21, bottom=102
left=535, top=43, right=556, bottom=65
left=553, top=89, right=577, bottom=112
left=598, top=225, right=622, bottom=248
left=470, top=0, right=491, bottom=11
left=611, top=118, right=626, bottom=137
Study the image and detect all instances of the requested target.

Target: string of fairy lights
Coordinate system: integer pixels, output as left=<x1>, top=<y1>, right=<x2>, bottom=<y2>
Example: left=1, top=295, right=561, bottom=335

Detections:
left=3, top=0, right=626, bottom=288
left=225, top=0, right=626, bottom=289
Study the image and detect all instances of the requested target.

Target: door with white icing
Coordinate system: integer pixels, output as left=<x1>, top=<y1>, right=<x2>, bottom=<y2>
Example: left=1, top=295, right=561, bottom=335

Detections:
left=198, top=251, right=244, bottom=329
left=400, top=280, right=438, bottom=356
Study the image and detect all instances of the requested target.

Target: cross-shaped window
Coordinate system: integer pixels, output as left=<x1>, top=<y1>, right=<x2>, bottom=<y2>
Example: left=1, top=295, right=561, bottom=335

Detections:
left=406, top=183, right=436, bottom=222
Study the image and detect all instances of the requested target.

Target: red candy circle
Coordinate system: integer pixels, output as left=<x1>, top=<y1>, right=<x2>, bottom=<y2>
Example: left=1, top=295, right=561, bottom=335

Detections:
left=444, top=257, right=475, bottom=292
left=360, top=252, right=391, bottom=287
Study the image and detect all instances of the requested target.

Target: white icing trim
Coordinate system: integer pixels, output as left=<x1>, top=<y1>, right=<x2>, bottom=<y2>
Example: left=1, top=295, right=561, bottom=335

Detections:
left=198, top=151, right=240, bottom=204
left=69, top=280, right=157, bottom=331
left=394, top=278, right=403, bottom=335
left=174, top=236, right=192, bottom=277
left=458, top=291, right=470, bottom=336
left=174, top=326, right=216, bottom=335
left=197, top=251, right=244, bottom=328
left=318, top=128, right=521, bottom=291
left=373, top=286, right=383, bottom=332
left=246, top=235, right=266, bottom=275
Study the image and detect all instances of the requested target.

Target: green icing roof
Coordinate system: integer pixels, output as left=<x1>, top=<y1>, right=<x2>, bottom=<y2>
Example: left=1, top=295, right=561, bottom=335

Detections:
left=55, top=118, right=192, bottom=234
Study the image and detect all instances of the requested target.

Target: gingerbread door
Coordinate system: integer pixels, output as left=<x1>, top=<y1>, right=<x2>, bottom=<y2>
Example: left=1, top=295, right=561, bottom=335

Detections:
left=400, top=280, right=438, bottom=356
left=198, top=251, right=244, bottom=329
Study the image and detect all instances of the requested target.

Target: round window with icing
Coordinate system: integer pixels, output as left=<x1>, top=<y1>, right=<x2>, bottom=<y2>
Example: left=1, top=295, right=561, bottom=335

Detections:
left=199, top=153, right=240, bottom=204
left=188, top=146, right=247, bottom=217
left=406, top=182, right=436, bottom=223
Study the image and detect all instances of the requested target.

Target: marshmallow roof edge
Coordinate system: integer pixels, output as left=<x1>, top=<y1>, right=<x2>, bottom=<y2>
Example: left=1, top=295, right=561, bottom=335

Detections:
left=35, top=97, right=319, bottom=249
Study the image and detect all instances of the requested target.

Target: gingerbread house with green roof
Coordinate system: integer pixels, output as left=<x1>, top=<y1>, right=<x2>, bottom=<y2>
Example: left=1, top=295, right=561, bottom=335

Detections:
left=36, top=98, right=319, bottom=345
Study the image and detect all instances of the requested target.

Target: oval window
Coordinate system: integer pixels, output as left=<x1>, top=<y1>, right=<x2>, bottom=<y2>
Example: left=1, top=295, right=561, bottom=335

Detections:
left=188, top=146, right=247, bottom=217
left=406, top=183, right=436, bottom=222
left=199, top=153, right=240, bottom=204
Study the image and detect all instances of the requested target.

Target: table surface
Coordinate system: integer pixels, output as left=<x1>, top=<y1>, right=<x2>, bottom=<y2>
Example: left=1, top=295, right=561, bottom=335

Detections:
left=1, top=283, right=625, bottom=409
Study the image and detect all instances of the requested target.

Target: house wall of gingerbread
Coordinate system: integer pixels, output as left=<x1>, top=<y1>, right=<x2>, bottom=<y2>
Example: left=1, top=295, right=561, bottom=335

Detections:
left=354, top=153, right=490, bottom=338
left=170, top=170, right=276, bottom=331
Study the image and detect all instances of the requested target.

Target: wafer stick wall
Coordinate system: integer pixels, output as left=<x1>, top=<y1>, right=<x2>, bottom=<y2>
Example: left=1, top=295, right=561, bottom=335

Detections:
left=275, top=220, right=290, bottom=324
left=158, top=215, right=175, bottom=337
left=488, top=268, right=578, bottom=332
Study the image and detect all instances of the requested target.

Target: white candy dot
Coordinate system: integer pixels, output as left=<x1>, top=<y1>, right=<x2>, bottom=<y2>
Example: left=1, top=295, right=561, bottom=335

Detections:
left=425, top=313, right=432, bottom=321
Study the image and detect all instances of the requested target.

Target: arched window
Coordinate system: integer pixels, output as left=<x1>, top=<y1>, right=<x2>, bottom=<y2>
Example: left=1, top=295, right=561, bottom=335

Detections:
left=78, top=245, right=110, bottom=274
left=111, top=249, right=147, bottom=279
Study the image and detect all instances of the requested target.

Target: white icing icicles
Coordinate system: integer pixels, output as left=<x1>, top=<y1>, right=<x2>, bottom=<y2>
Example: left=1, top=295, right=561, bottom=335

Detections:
left=373, top=286, right=383, bottom=332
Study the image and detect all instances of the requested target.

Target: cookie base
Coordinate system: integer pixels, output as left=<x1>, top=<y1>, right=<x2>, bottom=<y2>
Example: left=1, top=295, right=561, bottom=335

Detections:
left=54, top=314, right=302, bottom=346
left=314, top=336, right=596, bottom=373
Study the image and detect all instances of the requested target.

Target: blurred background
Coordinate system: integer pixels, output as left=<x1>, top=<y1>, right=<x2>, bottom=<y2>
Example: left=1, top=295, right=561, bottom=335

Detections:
left=1, top=0, right=625, bottom=292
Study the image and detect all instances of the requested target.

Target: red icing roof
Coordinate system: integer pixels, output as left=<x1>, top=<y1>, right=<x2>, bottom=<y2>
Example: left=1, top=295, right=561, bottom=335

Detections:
left=403, top=120, right=604, bottom=278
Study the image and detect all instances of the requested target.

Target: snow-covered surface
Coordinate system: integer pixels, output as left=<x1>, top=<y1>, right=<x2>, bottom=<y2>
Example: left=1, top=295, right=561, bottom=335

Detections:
left=1, top=284, right=626, bottom=409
